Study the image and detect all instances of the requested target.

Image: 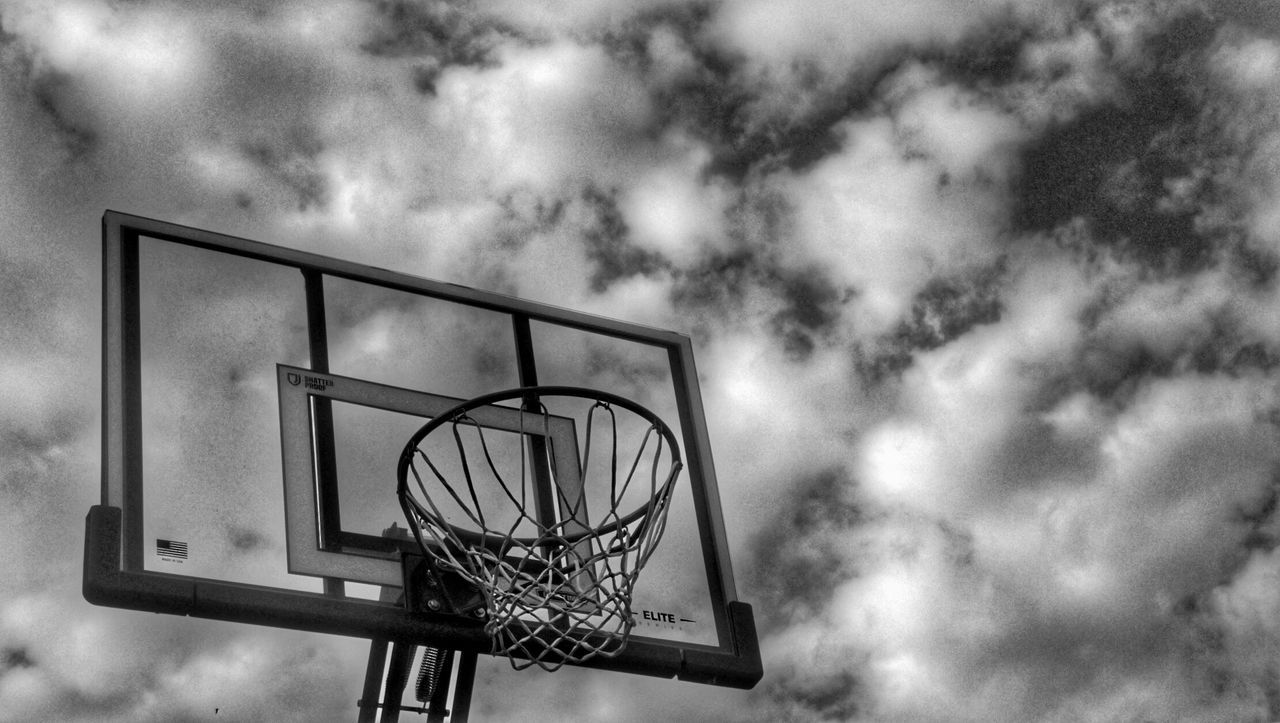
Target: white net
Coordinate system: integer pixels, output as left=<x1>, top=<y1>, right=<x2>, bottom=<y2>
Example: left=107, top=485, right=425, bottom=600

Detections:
left=398, top=388, right=681, bottom=671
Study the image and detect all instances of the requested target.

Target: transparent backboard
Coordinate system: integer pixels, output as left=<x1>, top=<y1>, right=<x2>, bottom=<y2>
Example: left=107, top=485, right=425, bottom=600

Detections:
left=88, top=211, right=760, bottom=687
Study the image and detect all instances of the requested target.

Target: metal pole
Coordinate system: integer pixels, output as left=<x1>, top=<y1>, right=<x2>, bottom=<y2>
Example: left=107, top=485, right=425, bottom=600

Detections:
left=450, top=652, right=478, bottom=723
left=357, top=639, right=389, bottom=723
left=512, top=315, right=558, bottom=529
left=303, top=270, right=345, bottom=598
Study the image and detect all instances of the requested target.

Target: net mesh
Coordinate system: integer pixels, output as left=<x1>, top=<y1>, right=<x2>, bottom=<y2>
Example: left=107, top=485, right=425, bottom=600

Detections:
left=398, top=388, right=682, bottom=672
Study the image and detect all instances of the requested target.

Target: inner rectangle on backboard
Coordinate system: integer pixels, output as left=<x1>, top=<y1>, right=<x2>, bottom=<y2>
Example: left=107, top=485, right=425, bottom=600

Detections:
left=277, top=365, right=581, bottom=588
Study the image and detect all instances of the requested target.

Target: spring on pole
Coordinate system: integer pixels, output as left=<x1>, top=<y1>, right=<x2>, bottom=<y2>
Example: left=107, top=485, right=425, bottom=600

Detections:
left=415, top=646, right=449, bottom=703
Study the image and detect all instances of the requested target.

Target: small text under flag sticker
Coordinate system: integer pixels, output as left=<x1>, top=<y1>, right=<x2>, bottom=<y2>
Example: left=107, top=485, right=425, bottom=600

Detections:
left=156, top=539, right=188, bottom=561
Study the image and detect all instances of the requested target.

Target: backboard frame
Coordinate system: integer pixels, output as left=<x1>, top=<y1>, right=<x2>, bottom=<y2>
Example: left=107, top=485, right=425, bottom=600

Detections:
left=87, top=210, right=761, bottom=687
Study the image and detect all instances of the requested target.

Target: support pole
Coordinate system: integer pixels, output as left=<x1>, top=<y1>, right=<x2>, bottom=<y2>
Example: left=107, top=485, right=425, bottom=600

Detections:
left=450, top=652, right=478, bottom=723
left=303, top=269, right=344, bottom=597
left=511, top=315, right=557, bottom=530
left=357, top=639, right=389, bottom=723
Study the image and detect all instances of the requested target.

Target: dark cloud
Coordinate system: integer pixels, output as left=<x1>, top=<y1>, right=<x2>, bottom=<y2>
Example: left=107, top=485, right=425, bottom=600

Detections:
left=579, top=185, right=669, bottom=292
left=0, top=411, right=87, bottom=493
left=1168, top=592, right=1280, bottom=720
left=1, top=645, right=34, bottom=672
left=859, top=264, right=1006, bottom=382
left=593, top=1, right=878, bottom=181
left=1012, top=8, right=1230, bottom=272
left=489, top=189, right=568, bottom=255
left=599, top=4, right=1038, bottom=184
left=1072, top=287, right=1280, bottom=405
left=0, top=252, right=79, bottom=347
left=666, top=184, right=860, bottom=360
left=766, top=268, right=852, bottom=361
left=922, top=16, right=1032, bottom=90
left=762, top=667, right=864, bottom=722
left=669, top=248, right=755, bottom=319
left=710, top=18, right=1033, bottom=180
left=22, top=683, right=140, bottom=720
left=1016, top=111, right=1207, bottom=269
left=597, top=3, right=755, bottom=163
left=1232, top=472, right=1280, bottom=553
left=0, top=33, right=97, bottom=159
left=239, top=129, right=329, bottom=211
left=747, top=468, right=862, bottom=626
left=361, top=0, right=521, bottom=95
left=361, top=0, right=519, bottom=63
left=696, top=73, right=867, bottom=181
left=28, top=70, right=97, bottom=158
left=601, top=0, right=718, bottom=54
left=670, top=248, right=854, bottom=361
left=667, top=184, right=792, bottom=318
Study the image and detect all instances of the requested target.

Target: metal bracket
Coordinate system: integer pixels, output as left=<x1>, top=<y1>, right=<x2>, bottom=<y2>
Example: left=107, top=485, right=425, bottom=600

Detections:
left=402, top=553, right=488, bottom=621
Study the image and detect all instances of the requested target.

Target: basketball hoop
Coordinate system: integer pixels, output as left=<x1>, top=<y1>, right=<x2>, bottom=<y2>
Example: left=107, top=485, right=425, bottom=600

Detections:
left=396, top=387, right=682, bottom=672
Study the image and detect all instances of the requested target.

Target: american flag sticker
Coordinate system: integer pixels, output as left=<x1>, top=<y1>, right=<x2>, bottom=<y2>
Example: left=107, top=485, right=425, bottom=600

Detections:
left=156, top=539, right=188, bottom=561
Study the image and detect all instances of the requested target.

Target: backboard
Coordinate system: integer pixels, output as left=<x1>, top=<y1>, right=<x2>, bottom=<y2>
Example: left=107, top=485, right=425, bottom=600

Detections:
left=87, top=211, right=760, bottom=688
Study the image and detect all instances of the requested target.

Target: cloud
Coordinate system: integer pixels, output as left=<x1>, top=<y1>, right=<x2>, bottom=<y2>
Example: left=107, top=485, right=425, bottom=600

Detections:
left=708, top=0, right=1042, bottom=90
left=0, top=592, right=358, bottom=722
left=725, top=4, right=1280, bottom=718
left=665, top=61, right=1023, bottom=368
left=616, top=136, right=733, bottom=267
left=772, top=240, right=1280, bottom=720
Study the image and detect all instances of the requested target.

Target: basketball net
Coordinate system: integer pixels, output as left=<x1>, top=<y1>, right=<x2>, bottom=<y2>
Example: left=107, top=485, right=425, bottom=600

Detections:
left=398, top=388, right=682, bottom=671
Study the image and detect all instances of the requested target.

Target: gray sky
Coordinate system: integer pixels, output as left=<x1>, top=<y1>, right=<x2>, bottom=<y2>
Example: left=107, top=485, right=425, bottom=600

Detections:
left=4, top=0, right=1280, bottom=721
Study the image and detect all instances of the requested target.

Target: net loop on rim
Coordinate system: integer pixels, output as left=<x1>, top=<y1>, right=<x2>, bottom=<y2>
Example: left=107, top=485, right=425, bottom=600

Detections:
left=396, top=387, right=682, bottom=672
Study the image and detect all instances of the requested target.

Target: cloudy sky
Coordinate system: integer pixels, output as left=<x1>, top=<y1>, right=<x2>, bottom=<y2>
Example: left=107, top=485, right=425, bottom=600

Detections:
left=4, top=0, right=1280, bottom=720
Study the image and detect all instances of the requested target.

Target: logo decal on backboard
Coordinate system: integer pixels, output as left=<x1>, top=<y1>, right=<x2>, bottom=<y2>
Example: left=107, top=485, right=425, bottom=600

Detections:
left=635, top=608, right=697, bottom=630
left=286, top=371, right=334, bottom=392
